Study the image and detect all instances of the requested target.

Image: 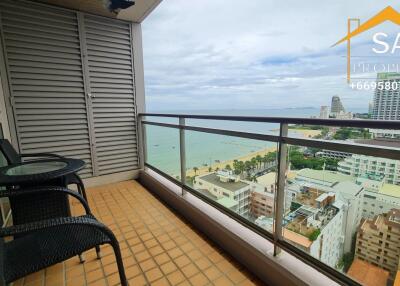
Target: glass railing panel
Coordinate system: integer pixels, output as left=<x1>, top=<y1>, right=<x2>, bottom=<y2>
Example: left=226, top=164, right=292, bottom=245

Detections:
left=282, top=143, right=400, bottom=286
left=145, top=124, right=181, bottom=179
left=184, top=130, right=278, bottom=235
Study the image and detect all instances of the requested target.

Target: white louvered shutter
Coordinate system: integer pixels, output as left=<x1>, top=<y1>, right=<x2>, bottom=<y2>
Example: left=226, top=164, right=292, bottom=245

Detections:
left=0, top=0, right=94, bottom=177
left=83, top=15, right=138, bottom=175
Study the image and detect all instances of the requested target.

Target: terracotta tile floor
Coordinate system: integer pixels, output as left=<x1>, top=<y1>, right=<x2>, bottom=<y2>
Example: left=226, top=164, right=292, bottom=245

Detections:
left=12, top=180, right=265, bottom=286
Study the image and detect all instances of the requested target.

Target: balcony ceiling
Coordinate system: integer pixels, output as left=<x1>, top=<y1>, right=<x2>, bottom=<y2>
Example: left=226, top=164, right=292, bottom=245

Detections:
left=30, top=0, right=162, bottom=23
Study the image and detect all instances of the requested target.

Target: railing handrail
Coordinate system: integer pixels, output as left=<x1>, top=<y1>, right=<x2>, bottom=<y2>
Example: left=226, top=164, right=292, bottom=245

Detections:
left=138, top=112, right=400, bottom=129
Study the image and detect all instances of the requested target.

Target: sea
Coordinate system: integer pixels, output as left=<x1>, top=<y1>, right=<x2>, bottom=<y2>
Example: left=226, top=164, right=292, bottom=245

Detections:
left=145, top=107, right=366, bottom=177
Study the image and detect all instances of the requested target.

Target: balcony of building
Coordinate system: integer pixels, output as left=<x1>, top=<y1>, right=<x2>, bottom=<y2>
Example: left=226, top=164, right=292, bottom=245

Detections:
left=1, top=1, right=400, bottom=286
left=11, top=180, right=262, bottom=286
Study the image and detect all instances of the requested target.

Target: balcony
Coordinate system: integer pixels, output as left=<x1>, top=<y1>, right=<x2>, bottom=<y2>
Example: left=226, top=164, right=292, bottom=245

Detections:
left=1, top=1, right=400, bottom=286
left=11, top=180, right=262, bottom=286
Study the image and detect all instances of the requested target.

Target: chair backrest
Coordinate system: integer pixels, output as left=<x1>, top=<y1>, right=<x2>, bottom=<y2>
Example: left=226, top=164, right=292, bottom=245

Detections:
left=0, top=139, right=21, bottom=165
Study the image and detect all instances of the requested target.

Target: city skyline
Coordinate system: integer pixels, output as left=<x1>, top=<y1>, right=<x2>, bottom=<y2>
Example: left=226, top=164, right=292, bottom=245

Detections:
left=142, top=1, right=400, bottom=111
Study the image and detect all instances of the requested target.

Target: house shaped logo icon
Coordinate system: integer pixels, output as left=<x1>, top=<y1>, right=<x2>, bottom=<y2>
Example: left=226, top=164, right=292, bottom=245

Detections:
left=333, top=6, right=400, bottom=83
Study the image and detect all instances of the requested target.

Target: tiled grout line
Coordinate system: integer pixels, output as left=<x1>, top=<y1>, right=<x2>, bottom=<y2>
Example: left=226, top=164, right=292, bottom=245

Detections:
left=90, top=187, right=116, bottom=286
left=118, top=183, right=212, bottom=286
left=138, top=181, right=257, bottom=285
left=106, top=184, right=157, bottom=286
left=126, top=182, right=238, bottom=284
left=24, top=180, right=264, bottom=286
left=110, top=185, right=177, bottom=284
left=98, top=184, right=150, bottom=286
left=118, top=187, right=181, bottom=286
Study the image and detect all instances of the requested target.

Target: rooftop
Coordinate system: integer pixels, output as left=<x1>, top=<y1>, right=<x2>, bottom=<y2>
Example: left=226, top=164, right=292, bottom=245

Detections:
left=379, top=184, right=400, bottom=198
left=12, top=180, right=262, bottom=286
left=296, top=169, right=353, bottom=186
left=347, top=258, right=389, bottom=286
left=333, top=181, right=363, bottom=197
left=360, top=209, right=400, bottom=233
left=283, top=229, right=312, bottom=249
left=198, top=173, right=249, bottom=192
left=256, top=172, right=276, bottom=187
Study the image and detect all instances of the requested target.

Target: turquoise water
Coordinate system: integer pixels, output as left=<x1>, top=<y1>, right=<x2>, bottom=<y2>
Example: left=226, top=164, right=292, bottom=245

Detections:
left=145, top=108, right=364, bottom=176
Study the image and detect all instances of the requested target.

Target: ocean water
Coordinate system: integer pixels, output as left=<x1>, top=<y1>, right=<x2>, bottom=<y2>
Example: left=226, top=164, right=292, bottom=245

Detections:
left=145, top=108, right=365, bottom=176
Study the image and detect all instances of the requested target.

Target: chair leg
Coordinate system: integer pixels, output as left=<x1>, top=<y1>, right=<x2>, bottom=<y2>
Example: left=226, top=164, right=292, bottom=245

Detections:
left=96, top=246, right=101, bottom=259
left=79, top=254, right=85, bottom=263
left=109, top=242, right=128, bottom=286
left=74, top=174, right=88, bottom=202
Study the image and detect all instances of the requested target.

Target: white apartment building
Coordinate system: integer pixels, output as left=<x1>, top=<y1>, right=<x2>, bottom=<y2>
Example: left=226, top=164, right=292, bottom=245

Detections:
left=370, top=129, right=400, bottom=139
left=315, top=149, right=352, bottom=160
left=357, top=176, right=400, bottom=219
left=193, top=170, right=253, bottom=216
left=338, top=154, right=400, bottom=185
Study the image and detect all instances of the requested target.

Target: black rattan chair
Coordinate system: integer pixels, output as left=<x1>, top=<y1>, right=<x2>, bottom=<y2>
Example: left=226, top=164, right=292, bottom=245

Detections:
left=0, top=139, right=87, bottom=201
left=0, top=187, right=128, bottom=286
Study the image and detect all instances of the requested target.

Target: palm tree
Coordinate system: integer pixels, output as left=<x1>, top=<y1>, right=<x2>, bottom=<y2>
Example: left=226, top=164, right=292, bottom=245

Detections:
left=208, top=167, right=213, bottom=172
left=255, top=155, right=262, bottom=169
left=225, top=164, right=231, bottom=170
left=251, top=157, right=258, bottom=172
left=244, top=161, right=252, bottom=176
left=193, top=166, right=198, bottom=175
left=262, top=155, right=268, bottom=168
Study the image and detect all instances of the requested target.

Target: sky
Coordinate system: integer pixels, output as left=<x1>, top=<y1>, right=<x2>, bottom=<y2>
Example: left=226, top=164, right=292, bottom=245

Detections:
left=142, top=1, right=400, bottom=112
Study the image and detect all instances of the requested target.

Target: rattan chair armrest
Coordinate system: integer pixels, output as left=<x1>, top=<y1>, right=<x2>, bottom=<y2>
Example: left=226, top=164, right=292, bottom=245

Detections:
left=0, top=215, right=106, bottom=238
left=0, top=187, right=91, bottom=214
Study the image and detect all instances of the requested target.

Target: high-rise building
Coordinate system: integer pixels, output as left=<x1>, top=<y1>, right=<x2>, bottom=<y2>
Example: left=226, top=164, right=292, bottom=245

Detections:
left=319, top=106, right=329, bottom=119
left=372, top=73, right=400, bottom=120
left=369, top=101, right=374, bottom=115
left=354, top=209, right=400, bottom=281
left=331, top=96, right=345, bottom=115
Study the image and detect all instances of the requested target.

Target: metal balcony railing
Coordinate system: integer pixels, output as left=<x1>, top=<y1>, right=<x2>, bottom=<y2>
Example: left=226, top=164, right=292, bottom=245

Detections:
left=137, top=113, right=400, bottom=286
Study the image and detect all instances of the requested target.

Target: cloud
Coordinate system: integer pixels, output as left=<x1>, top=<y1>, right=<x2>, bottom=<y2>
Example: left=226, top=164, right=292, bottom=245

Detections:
left=142, top=0, right=400, bottom=111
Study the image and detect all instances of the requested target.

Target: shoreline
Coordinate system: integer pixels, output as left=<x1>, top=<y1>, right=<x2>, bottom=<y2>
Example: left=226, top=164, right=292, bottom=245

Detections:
left=270, top=128, right=322, bottom=138
left=186, top=146, right=277, bottom=177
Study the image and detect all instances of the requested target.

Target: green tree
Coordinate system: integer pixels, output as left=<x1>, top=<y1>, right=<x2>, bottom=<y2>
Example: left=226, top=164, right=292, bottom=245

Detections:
left=233, top=160, right=245, bottom=175
left=225, top=164, right=232, bottom=170
left=208, top=167, right=212, bottom=172
left=308, top=229, right=321, bottom=241
left=193, top=166, right=198, bottom=175
left=255, top=155, right=262, bottom=169
left=244, top=161, right=252, bottom=174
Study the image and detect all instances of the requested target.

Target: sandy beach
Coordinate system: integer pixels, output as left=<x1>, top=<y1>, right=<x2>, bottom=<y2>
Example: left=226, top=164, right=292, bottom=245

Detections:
left=269, top=128, right=322, bottom=138
left=291, top=128, right=321, bottom=138
left=186, top=146, right=277, bottom=177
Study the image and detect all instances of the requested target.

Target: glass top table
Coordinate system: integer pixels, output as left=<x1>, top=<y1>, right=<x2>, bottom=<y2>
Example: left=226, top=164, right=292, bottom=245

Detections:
left=0, top=158, right=85, bottom=186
